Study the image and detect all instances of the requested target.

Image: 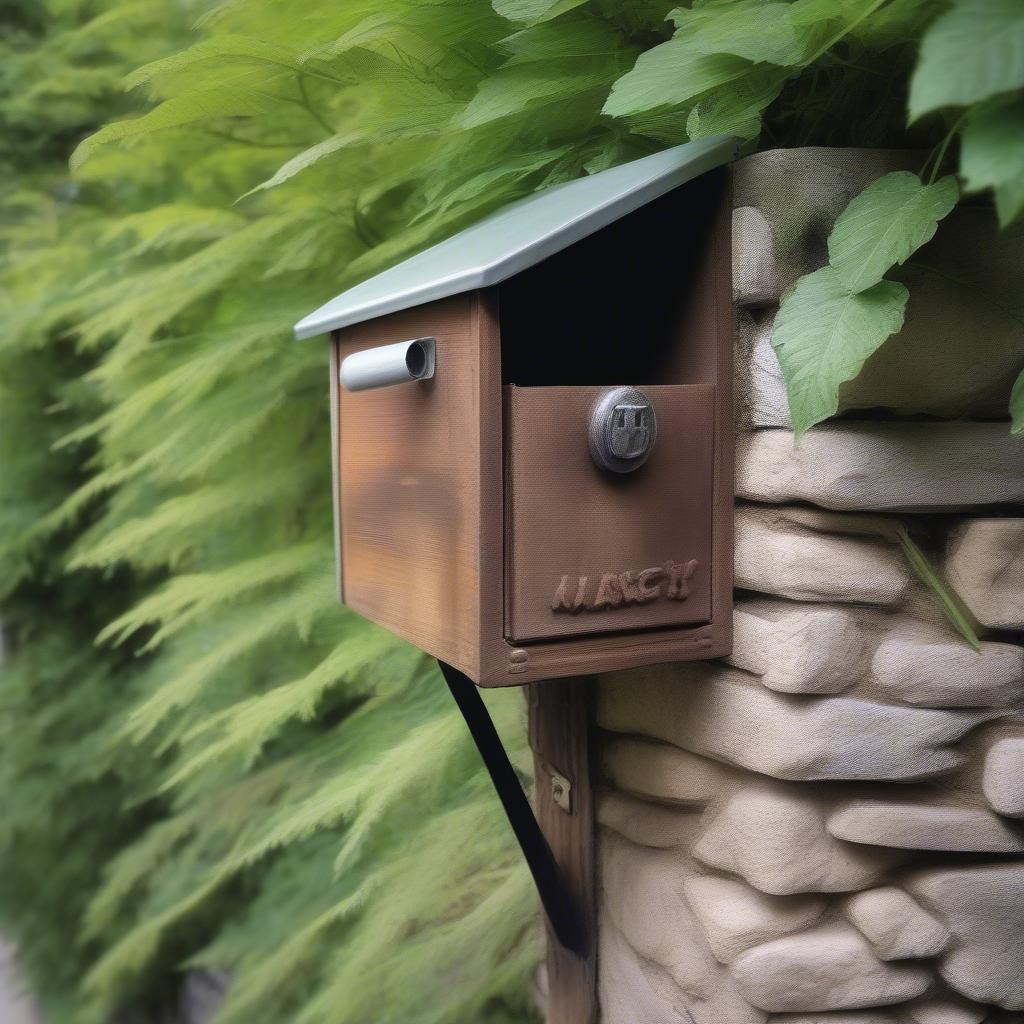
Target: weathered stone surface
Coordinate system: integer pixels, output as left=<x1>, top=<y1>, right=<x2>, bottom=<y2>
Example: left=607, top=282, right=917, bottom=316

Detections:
left=905, top=998, right=988, bottom=1024
left=828, top=796, right=1024, bottom=853
left=684, top=875, right=826, bottom=963
left=598, top=915, right=695, bottom=1024
left=735, top=308, right=792, bottom=428
left=733, top=148, right=919, bottom=300
left=737, top=424, right=1024, bottom=512
left=735, top=507, right=910, bottom=606
left=982, top=735, right=1024, bottom=818
left=843, top=886, right=950, bottom=960
left=871, top=622, right=1024, bottom=707
left=730, top=924, right=930, bottom=1012
left=734, top=207, right=783, bottom=306
left=0, top=939, right=42, bottom=1024
left=907, top=863, right=1024, bottom=1009
left=693, top=780, right=900, bottom=895
left=597, top=790, right=698, bottom=849
left=946, top=520, right=1024, bottom=631
left=599, top=913, right=769, bottom=1024
left=602, top=736, right=727, bottom=806
left=735, top=274, right=1024, bottom=429
left=730, top=602, right=867, bottom=694
left=599, top=665, right=979, bottom=782
left=180, top=970, right=229, bottom=1024
left=770, top=1014, right=903, bottom=1024
left=601, top=834, right=766, bottom=1023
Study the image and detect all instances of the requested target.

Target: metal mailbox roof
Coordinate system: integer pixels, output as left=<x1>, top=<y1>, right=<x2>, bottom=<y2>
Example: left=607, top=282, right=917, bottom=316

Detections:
left=294, top=135, right=737, bottom=340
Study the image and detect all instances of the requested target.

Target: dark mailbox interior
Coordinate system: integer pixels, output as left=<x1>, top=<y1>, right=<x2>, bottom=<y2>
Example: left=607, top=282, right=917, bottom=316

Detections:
left=499, top=168, right=728, bottom=389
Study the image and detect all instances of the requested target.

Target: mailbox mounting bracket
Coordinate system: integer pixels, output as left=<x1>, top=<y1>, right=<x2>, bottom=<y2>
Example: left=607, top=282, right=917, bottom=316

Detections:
left=438, top=660, right=588, bottom=958
left=439, top=661, right=596, bottom=1022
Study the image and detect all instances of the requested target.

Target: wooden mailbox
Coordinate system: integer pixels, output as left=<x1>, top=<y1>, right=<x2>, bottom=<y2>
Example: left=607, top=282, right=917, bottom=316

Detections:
left=295, top=137, right=736, bottom=687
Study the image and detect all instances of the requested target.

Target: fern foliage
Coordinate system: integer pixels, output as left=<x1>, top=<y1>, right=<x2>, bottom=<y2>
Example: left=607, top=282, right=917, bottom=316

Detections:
left=1, top=1, right=1022, bottom=1022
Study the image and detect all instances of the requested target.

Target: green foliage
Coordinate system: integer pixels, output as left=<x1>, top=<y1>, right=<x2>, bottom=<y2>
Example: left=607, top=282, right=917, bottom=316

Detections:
left=771, top=268, right=909, bottom=435
left=1, top=1, right=1023, bottom=1023
left=961, top=97, right=1024, bottom=226
left=908, top=0, right=1024, bottom=120
left=896, top=526, right=982, bottom=651
left=771, top=170, right=958, bottom=434
left=1012, top=367, right=1024, bottom=434
left=827, top=172, right=959, bottom=292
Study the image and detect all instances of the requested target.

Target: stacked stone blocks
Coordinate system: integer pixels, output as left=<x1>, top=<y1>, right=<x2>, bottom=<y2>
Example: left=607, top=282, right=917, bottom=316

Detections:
left=596, top=150, right=1024, bottom=1024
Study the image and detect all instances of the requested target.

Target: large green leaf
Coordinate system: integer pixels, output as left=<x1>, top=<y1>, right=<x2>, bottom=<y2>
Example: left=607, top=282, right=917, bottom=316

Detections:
left=459, top=64, right=611, bottom=127
left=70, top=85, right=287, bottom=170
left=492, top=0, right=590, bottom=25
left=770, top=266, right=909, bottom=435
left=961, top=97, right=1024, bottom=227
left=602, top=42, right=751, bottom=118
left=668, top=2, right=814, bottom=66
left=685, top=65, right=790, bottom=140
left=827, top=171, right=959, bottom=292
left=1012, top=367, right=1024, bottom=434
left=909, top=0, right=1024, bottom=120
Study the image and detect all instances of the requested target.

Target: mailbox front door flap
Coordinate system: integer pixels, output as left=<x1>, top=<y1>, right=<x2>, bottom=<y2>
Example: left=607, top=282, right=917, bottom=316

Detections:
left=504, top=384, right=715, bottom=643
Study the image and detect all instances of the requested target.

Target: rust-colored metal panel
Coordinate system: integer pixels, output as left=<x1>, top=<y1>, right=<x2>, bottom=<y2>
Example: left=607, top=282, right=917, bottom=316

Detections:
left=504, top=384, right=715, bottom=644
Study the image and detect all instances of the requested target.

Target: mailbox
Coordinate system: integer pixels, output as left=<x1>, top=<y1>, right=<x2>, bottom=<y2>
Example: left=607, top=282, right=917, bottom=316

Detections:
left=295, top=136, right=736, bottom=687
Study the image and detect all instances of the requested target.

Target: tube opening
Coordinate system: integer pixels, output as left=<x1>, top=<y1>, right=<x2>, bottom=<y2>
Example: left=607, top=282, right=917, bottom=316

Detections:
left=406, top=341, right=428, bottom=379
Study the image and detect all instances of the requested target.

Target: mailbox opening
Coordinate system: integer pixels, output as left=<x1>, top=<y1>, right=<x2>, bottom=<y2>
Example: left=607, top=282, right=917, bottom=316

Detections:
left=499, top=169, right=728, bottom=389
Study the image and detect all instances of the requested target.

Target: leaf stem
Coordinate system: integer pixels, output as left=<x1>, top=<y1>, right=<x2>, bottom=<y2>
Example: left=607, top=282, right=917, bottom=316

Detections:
left=923, top=110, right=968, bottom=185
left=296, top=72, right=335, bottom=136
left=896, top=525, right=982, bottom=651
left=804, top=0, right=890, bottom=66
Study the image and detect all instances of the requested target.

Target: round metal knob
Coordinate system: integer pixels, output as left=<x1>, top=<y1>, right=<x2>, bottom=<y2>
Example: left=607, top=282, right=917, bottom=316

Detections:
left=588, top=386, right=657, bottom=474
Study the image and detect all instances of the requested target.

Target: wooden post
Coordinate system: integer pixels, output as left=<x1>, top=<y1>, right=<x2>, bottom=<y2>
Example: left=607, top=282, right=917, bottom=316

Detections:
left=528, top=678, right=596, bottom=1024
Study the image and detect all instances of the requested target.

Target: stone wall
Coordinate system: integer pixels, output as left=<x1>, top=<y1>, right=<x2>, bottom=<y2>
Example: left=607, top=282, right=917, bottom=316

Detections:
left=595, top=150, right=1024, bottom=1024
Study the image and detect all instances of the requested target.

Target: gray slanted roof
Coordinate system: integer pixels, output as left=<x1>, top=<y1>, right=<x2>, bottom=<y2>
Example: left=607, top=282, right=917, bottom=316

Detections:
left=294, top=135, right=737, bottom=340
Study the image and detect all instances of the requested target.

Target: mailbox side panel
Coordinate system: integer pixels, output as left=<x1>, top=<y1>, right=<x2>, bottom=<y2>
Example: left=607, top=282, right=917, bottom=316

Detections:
left=335, top=292, right=497, bottom=678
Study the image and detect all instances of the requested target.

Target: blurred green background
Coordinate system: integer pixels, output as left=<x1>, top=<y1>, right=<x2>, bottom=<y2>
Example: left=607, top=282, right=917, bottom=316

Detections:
left=0, top=1, right=1020, bottom=1022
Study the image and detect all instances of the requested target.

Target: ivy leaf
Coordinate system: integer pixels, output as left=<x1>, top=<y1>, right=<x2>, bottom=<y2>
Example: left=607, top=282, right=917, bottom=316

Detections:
left=122, top=35, right=301, bottom=91
left=1012, top=367, right=1024, bottom=435
left=459, top=65, right=610, bottom=127
left=669, top=2, right=812, bottom=66
left=770, top=266, right=908, bottom=436
left=828, top=172, right=959, bottom=292
left=241, top=131, right=365, bottom=198
left=71, top=86, right=285, bottom=170
left=909, top=0, right=1024, bottom=120
left=500, top=18, right=624, bottom=66
left=685, top=66, right=790, bottom=141
left=961, top=98, right=1024, bottom=227
left=492, top=0, right=590, bottom=25
left=602, top=43, right=752, bottom=118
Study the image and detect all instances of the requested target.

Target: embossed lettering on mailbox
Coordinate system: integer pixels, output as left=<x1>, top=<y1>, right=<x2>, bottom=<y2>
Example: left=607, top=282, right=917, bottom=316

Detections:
left=551, top=559, right=698, bottom=613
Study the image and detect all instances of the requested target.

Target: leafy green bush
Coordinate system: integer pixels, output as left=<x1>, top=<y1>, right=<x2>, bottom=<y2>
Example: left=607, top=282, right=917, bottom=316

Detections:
left=1, top=1, right=1021, bottom=1022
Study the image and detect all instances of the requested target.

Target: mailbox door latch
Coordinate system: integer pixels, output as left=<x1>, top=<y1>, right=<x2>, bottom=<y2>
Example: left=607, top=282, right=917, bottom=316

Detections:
left=588, top=386, right=657, bottom=473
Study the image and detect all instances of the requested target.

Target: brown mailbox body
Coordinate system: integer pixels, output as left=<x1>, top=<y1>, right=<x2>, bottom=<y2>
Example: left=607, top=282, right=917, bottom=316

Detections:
left=324, top=164, right=734, bottom=687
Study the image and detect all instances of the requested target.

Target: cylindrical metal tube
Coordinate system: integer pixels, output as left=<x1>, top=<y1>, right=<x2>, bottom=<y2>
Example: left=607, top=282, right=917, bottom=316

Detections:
left=339, top=336, right=435, bottom=392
